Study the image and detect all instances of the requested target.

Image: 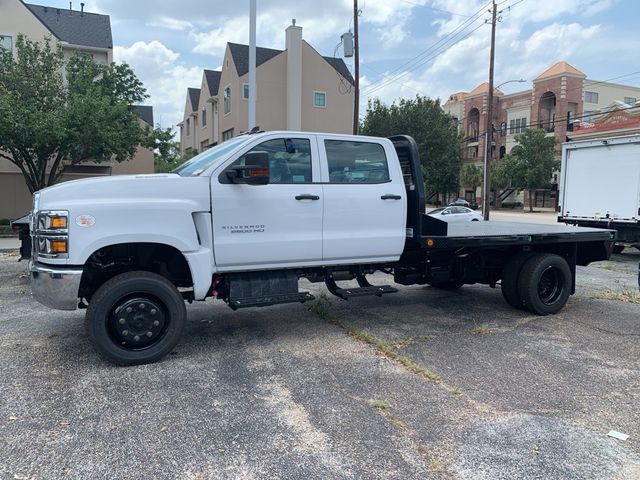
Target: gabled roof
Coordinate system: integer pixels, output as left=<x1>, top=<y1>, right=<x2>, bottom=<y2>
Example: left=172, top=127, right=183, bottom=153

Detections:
left=203, top=69, right=222, bottom=96
left=228, top=43, right=284, bottom=77
left=465, top=82, right=503, bottom=98
left=535, top=61, right=585, bottom=81
left=227, top=42, right=354, bottom=85
left=133, top=105, right=154, bottom=127
left=321, top=55, right=355, bottom=85
left=25, top=3, right=112, bottom=49
left=188, top=88, right=201, bottom=111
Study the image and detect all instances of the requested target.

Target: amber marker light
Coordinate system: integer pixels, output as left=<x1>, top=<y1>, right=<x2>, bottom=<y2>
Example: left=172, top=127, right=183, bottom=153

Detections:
left=50, top=240, right=68, bottom=253
left=426, top=239, right=435, bottom=247
left=50, top=216, right=67, bottom=229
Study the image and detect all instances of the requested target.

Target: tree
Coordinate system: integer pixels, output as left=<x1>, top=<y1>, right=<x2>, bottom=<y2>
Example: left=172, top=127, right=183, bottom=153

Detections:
left=148, top=125, right=198, bottom=173
left=0, top=34, right=151, bottom=193
left=498, top=128, right=559, bottom=211
left=361, top=96, right=463, bottom=203
left=459, top=163, right=483, bottom=193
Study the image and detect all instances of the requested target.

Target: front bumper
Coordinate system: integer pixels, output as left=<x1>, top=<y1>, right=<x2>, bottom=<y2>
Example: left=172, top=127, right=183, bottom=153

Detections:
left=29, top=261, right=83, bottom=311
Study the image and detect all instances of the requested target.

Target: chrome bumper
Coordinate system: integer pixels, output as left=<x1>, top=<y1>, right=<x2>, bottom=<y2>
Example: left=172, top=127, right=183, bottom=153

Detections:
left=29, top=261, right=83, bottom=311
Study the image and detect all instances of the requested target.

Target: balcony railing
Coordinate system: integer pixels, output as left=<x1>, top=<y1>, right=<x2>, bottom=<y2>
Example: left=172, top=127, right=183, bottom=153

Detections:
left=537, top=121, right=555, bottom=133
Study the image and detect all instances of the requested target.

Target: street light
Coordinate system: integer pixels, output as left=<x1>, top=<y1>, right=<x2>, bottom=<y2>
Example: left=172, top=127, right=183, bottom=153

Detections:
left=482, top=78, right=527, bottom=220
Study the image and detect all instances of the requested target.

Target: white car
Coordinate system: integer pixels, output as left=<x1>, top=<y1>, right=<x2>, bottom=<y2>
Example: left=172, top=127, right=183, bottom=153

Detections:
left=428, top=206, right=483, bottom=222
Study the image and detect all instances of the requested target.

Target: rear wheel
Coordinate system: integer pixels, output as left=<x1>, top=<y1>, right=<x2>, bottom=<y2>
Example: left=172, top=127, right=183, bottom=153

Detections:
left=517, top=254, right=572, bottom=315
left=612, top=245, right=625, bottom=254
left=85, top=271, right=186, bottom=365
left=501, top=252, right=535, bottom=309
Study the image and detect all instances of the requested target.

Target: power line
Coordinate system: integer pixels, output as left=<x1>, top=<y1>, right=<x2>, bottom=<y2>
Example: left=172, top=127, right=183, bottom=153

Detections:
left=361, top=64, right=425, bottom=94
left=360, top=1, right=492, bottom=95
left=459, top=103, right=640, bottom=143
left=362, top=22, right=486, bottom=97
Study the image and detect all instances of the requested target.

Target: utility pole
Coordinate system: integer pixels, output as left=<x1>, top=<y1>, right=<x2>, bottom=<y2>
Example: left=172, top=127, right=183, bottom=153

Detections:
left=482, top=0, right=497, bottom=221
left=352, top=0, right=360, bottom=135
left=248, top=0, right=257, bottom=131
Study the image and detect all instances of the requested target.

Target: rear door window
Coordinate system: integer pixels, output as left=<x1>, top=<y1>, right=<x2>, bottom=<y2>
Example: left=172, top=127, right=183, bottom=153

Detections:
left=325, top=140, right=390, bottom=184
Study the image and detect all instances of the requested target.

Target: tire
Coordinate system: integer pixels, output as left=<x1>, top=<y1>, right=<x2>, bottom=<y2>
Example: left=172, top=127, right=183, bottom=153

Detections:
left=428, top=279, right=464, bottom=290
left=612, top=245, right=625, bottom=254
left=471, top=218, right=480, bottom=222
left=501, top=251, right=535, bottom=309
left=85, top=271, right=187, bottom=366
left=517, top=254, right=572, bottom=315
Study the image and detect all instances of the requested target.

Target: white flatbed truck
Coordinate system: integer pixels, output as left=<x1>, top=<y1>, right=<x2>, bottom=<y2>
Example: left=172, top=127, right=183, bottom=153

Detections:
left=19, top=132, right=616, bottom=365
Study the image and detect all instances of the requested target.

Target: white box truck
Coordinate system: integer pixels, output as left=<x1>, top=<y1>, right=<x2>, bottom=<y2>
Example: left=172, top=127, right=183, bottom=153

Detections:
left=559, top=135, right=640, bottom=253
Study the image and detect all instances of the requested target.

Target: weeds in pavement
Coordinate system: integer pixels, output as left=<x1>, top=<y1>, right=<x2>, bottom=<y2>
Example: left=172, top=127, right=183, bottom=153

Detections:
left=306, top=293, right=331, bottom=319
left=592, top=290, right=640, bottom=304
left=369, top=399, right=391, bottom=410
left=470, top=324, right=492, bottom=335
left=306, top=292, right=442, bottom=384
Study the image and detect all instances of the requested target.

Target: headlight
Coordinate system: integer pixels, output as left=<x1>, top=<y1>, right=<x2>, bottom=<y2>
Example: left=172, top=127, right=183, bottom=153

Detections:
left=37, top=211, right=69, bottom=233
left=33, top=210, right=69, bottom=259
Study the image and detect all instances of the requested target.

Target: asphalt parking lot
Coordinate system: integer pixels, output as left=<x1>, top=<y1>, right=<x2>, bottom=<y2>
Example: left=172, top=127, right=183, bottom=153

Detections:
left=1, top=248, right=639, bottom=479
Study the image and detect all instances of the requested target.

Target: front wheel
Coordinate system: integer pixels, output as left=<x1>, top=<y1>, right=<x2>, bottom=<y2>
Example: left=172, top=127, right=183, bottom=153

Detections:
left=517, top=254, right=572, bottom=315
left=85, top=271, right=187, bottom=365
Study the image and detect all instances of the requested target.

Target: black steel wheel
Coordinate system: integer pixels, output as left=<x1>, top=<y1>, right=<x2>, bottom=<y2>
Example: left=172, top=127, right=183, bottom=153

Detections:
left=501, top=251, right=535, bottom=309
left=517, top=254, right=572, bottom=315
left=85, top=271, right=186, bottom=365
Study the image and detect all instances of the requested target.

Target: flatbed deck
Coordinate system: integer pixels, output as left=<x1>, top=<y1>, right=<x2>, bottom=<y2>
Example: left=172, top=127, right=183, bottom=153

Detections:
left=421, top=220, right=615, bottom=249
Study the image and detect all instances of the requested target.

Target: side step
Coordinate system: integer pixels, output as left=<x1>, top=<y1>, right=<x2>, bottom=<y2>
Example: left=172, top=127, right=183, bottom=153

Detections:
left=230, top=292, right=315, bottom=309
left=325, top=275, right=398, bottom=300
left=227, top=271, right=314, bottom=310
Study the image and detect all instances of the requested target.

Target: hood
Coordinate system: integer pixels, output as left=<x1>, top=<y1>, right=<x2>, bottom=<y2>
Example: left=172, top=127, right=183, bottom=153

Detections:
left=36, top=174, right=211, bottom=212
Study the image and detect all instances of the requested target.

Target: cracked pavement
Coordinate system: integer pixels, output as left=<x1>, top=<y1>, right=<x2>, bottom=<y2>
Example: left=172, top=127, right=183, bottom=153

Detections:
left=0, top=248, right=639, bottom=479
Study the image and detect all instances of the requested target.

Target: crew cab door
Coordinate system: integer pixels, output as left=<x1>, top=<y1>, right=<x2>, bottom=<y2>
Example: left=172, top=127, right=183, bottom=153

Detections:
left=211, top=135, right=323, bottom=269
left=319, top=136, right=406, bottom=263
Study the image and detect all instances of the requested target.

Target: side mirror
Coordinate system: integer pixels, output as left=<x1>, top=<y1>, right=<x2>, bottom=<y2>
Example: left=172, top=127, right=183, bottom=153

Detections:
left=225, top=151, right=270, bottom=185
left=441, top=210, right=449, bottom=215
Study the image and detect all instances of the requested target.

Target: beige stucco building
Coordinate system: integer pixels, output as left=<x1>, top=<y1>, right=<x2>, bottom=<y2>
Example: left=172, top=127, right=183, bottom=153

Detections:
left=179, top=22, right=355, bottom=152
left=0, top=0, right=154, bottom=219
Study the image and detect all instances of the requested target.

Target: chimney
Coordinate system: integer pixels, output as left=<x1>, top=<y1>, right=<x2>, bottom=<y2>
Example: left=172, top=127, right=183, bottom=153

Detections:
left=81, top=3, right=84, bottom=16
left=69, top=2, right=72, bottom=15
left=285, top=19, right=303, bottom=131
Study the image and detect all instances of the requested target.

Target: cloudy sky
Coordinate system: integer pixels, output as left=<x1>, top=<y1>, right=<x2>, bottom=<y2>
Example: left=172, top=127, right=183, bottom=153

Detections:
left=44, top=0, right=640, bottom=130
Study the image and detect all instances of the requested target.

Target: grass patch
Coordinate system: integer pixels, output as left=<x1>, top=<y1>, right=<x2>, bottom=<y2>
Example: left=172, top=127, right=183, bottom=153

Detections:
left=306, top=292, right=442, bottom=384
left=596, top=262, right=618, bottom=272
left=306, top=293, right=331, bottom=319
left=470, top=324, right=492, bottom=335
left=369, top=399, right=391, bottom=410
left=593, top=290, right=640, bottom=304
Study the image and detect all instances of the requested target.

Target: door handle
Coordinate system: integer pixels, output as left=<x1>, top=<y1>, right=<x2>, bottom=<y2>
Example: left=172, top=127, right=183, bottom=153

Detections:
left=295, top=194, right=320, bottom=201
left=381, top=194, right=402, bottom=200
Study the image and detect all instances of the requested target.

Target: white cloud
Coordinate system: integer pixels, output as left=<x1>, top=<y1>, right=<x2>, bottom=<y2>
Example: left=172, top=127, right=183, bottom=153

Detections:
left=114, top=41, right=202, bottom=130
left=146, top=16, right=194, bottom=31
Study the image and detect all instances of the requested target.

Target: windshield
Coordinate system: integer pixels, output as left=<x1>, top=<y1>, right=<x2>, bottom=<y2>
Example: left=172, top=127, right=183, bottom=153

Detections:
left=429, top=208, right=445, bottom=214
left=174, top=137, right=248, bottom=177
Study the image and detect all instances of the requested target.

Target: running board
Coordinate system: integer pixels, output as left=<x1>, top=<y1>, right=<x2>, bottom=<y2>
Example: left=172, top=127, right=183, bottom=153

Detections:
left=229, top=292, right=315, bottom=309
left=325, top=275, right=398, bottom=300
left=227, top=271, right=314, bottom=310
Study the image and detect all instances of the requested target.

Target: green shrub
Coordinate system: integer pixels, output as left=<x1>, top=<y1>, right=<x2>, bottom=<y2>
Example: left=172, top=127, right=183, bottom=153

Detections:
left=501, top=202, right=523, bottom=209
left=0, top=219, right=10, bottom=225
